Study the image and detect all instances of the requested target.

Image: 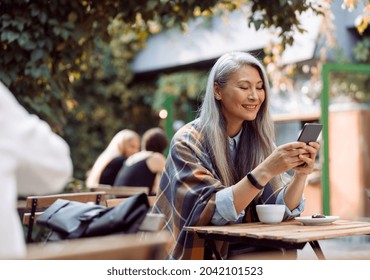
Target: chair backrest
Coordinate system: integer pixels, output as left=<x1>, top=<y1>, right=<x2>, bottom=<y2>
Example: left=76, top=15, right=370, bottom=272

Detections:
left=105, top=195, right=156, bottom=208
left=105, top=196, right=164, bottom=232
left=23, top=231, right=170, bottom=260
left=138, top=213, right=165, bottom=232
left=23, top=191, right=106, bottom=243
left=90, top=184, right=149, bottom=198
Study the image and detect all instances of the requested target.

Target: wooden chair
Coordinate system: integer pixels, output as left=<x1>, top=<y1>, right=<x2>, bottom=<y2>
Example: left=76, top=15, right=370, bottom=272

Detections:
left=105, top=195, right=157, bottom=208
left=23, top=191, right=106, bottom=243
left=23, top=231, right=170, bottom=260
left=105, top=196, right=164, bottom=232
left=90, top=184, right=149, bottom=198
left=138, top=213, right=165, bottom=232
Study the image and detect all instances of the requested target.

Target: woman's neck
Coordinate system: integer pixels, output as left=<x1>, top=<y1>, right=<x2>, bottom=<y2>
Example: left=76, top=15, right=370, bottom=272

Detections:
left=227, top=122, right=243, bottom=137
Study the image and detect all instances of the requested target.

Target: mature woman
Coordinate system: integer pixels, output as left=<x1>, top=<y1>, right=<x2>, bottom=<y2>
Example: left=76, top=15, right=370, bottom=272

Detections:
left=86, top=129, right=140, bottom=187
left=153, top=52, right=320, bottom=259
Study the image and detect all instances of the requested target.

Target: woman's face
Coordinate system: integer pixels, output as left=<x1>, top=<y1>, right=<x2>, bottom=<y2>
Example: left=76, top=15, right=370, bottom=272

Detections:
left=121, top=138, right=140, bottom=157
left=214, top=65, right=265, bottom=136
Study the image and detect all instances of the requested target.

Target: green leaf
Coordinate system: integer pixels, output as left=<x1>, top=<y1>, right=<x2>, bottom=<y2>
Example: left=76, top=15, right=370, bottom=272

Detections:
left=31, top=68, right=41, bottom=78
left=61, top=29, right=70, bottom=40
left=45, top=38, right=53, bottom=51
left=30, top=4, right=39, bottom=17
left=0, top=14, right=11, bottom=22
left=31, top=49, right=45, bottom=62
left=254, top=19, right=263, bottom=30
left=37, top=40, right=45, bottom=47
left=279, top=0, right=288, bottom=5
left=65, top=22, right=75, bottom=30
left=53, top=26, right=61, bottom=36
left=0, top=71, right=12, bottom=86
left=48, top=19, right=58, bottom=26
left=146, top=0, right=158, bottom=11
left=39, top=12, right=47, bottom=24
left=14, top=20, right=25, bottom=32
left=39, top=64, right=51, bottom=79
left=2, top=19, right=11, bottom=28
left=2, top=31, right=19, bottom=43
left=17, top=32, right=30, bottom=46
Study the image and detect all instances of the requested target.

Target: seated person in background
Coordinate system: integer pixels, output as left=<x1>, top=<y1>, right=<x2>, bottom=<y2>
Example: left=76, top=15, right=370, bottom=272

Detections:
left=86, top=129, right=140, bottom=187
left=0, top=82, right=73, bottom=259
left=114, top=127, right=168, bottom=195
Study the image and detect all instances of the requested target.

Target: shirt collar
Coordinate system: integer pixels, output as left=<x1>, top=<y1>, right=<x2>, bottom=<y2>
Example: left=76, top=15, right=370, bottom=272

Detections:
left=228, top=128, right=243, bottom=147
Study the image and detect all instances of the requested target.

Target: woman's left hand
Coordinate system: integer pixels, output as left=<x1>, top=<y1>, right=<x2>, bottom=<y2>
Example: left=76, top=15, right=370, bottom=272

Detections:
left=293, top=142, right=320, bottom=175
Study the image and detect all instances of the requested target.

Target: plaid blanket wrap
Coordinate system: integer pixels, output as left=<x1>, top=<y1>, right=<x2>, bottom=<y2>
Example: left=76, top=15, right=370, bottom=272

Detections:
left=152, top=119, right=289, bottom=259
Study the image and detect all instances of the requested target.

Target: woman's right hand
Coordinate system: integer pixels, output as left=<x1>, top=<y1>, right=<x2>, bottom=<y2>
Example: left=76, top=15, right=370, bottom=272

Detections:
left=253, top=142, right=308, bottom=184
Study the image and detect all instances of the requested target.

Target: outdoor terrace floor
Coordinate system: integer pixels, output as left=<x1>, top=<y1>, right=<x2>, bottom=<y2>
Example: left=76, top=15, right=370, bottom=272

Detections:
left=298, top=235, right=370, bottom=260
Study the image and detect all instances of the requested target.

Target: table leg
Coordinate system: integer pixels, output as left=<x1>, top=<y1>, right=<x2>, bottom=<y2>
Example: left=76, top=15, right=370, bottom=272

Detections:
left=309, top=240, right=326, bottom=260
left=204, top=239, right=223, bottom=260
left=282, top=248, right=298, bottom=260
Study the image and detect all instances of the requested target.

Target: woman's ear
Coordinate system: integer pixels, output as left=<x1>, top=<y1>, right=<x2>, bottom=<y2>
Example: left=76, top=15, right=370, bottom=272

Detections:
left=214, top=82, right=222, bottom=100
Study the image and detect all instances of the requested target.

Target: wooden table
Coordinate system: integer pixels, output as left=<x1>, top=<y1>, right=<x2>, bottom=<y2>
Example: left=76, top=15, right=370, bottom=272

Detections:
left=22, top=232, right=169, bottom=260
left=184, top=219, right=370, bottom=260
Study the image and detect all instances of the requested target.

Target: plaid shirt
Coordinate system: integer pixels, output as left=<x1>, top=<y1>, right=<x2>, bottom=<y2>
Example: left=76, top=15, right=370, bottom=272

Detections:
left=152, top=119, right=290, bottom=259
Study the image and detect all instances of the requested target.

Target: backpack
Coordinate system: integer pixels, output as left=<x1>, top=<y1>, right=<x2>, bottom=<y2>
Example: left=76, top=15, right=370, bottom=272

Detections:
left=37, top=192, right=149, bottom=241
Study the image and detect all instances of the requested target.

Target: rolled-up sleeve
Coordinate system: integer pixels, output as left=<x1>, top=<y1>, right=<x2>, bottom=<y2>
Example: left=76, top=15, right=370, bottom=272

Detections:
left=211, top=187, right=244, bottom=225
left=276, top=186, right=306, bottom=220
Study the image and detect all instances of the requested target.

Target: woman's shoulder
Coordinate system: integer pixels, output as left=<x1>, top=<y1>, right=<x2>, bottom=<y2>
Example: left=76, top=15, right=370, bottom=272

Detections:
left=172, top=119, right=203, bottom=143
left=146, top=152, right=166, bottom=173
left=149, top=152, right=166, bottom=162
left=109, top=156, right=126, bottom=164
left=125, top=151, right=151, bottom=166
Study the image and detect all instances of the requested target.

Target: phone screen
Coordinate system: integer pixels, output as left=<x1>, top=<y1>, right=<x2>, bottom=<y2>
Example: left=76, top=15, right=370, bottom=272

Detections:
left=297, top=123, right=323, bottom=144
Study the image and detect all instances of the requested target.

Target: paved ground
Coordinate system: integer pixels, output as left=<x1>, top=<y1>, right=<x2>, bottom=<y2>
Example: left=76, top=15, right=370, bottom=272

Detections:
left=231, top=235, right=370, bottom=260
left=298, top=235, right=370, bottom=260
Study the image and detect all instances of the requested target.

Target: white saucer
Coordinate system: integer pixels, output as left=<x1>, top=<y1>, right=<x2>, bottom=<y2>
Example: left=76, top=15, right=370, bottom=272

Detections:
left=295, top=216, right=340, bottom=226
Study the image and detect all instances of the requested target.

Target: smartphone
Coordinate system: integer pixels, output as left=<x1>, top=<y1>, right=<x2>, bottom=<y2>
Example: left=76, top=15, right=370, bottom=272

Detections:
left=297, top=123, right=323, bottom=144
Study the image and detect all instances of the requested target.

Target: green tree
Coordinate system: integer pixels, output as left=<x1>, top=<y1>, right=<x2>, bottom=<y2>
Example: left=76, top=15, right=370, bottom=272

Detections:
left=0, top=0, right=323, bottom=180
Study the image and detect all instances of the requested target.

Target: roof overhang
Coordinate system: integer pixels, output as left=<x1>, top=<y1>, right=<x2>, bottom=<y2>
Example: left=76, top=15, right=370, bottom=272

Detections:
left=131, top=9, right=322, bottom=73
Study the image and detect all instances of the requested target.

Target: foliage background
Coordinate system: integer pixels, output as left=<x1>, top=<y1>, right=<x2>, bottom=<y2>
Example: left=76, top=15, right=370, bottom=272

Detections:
left=0, top=0, right=349, bottom=181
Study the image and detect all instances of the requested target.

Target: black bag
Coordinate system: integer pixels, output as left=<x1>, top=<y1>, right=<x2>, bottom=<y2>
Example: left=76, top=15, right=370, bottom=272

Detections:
left=37, top=192, right=149, bottom=241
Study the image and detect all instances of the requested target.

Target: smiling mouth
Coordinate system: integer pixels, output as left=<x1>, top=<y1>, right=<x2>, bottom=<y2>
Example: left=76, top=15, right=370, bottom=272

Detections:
left=242, top=104, right=257, bottom=109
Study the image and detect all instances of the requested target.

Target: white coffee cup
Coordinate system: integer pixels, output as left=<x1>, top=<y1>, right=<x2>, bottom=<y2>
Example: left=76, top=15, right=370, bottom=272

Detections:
left=256, top=204, right=285, bottom=224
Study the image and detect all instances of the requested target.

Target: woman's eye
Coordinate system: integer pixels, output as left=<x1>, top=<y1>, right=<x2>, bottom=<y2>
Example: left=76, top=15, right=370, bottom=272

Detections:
left=240, top=87, right=249, bottom=90
left=257, top=87, right=264, bottom=91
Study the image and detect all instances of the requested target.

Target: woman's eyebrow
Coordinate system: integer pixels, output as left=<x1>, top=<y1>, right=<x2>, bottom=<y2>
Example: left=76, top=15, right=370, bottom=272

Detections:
left=237, top=79, right=263, bottom=84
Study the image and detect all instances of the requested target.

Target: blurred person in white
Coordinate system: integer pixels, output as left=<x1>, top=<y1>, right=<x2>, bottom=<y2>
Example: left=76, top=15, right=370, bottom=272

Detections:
left=0, top=82, right=73, bottom=259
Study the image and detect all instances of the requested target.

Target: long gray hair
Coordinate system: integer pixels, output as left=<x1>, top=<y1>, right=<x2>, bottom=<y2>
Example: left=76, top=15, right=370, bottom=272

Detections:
left=198, top=52, right=275, bottom=186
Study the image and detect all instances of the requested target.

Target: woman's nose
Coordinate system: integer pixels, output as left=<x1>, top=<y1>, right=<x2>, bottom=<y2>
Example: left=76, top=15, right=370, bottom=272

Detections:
left=248, top=89, right=257, bottom=100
